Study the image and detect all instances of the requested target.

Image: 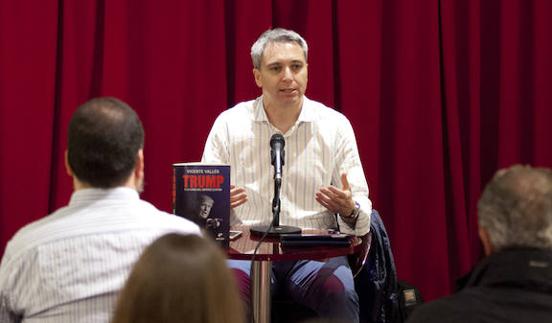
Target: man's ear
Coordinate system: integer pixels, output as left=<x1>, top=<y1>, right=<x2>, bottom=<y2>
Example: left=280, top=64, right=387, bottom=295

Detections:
left=64, top=150, right=73, bottom=177
left=253, top=68, right=263, bottom=88
left=479, top=226, right=494, bottom=256
left=135, top=149, right=145, bottom=179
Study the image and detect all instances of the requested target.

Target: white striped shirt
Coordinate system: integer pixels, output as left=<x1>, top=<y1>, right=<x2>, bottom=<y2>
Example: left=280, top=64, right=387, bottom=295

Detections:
left=0, top=188, right=201, bottom=323
left=202, top=96, right=371, bottom=235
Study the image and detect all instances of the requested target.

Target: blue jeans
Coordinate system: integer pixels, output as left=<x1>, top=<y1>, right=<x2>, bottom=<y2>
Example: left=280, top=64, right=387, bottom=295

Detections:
left=229, top=256, right=359, bottom=322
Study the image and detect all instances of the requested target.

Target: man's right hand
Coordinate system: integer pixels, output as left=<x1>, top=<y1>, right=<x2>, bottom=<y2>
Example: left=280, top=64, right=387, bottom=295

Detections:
left=230, top=185, right=248, bottom=208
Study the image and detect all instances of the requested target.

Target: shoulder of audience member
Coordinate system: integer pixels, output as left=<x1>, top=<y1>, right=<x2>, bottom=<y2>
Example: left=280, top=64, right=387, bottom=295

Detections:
left=407, top=292, right=478, bottom=323
left=157, top=210, right=202, bottom=234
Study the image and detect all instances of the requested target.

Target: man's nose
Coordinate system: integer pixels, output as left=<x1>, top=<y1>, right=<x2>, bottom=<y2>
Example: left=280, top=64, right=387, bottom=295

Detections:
left=282, top=66, right=293, bottom=81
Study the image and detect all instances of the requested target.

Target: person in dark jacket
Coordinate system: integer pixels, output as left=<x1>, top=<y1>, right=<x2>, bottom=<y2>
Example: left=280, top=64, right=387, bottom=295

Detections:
left=408, top=165, right=552, bottom=323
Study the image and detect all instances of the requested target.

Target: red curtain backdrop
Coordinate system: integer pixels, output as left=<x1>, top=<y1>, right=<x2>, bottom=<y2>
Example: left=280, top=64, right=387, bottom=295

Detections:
left=1, top=0, right=551, bottom=301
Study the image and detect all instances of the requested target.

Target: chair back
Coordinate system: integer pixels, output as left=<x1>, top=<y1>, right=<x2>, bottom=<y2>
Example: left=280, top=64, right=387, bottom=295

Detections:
left=355, top=209, right=400, bottom=323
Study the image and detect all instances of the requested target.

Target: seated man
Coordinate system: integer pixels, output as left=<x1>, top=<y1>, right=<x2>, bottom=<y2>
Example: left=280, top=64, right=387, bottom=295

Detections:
left=0, top=97, right=200, bottom=322
left=408, top=165, right=552, bottom=323
left=202, top=28, right=372, bottom=322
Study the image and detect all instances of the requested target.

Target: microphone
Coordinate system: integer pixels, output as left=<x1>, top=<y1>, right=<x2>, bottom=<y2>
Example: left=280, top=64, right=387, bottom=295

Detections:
left=249, top=133, right=301, bottom=237
left=270, top=134, right=285, bottom=182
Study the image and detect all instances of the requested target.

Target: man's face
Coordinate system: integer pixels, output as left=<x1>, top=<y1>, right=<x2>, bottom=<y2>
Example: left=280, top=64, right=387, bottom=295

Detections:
left=253, top=41, right=308, bottom=108
left=199, top=197, right=214, bottom=218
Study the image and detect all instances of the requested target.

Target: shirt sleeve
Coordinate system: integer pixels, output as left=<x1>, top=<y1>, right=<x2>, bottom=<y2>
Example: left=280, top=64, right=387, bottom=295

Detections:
left=0, top=250, right=22, bottom=323
left=201, top=113, right=229, bottom=164
left=201, top=112, right=243, bottom=225
left=332, top=116, right=372, bottom=236
left=0, top=299, right=20, bottom=323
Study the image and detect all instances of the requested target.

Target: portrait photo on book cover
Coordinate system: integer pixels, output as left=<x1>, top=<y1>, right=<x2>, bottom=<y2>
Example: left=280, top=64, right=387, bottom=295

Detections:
left=180, top=192, right=224, bottom=239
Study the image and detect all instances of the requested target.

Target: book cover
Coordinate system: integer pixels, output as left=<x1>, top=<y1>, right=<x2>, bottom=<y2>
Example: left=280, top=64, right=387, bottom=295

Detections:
left=172, top=163, right=230, bottom=247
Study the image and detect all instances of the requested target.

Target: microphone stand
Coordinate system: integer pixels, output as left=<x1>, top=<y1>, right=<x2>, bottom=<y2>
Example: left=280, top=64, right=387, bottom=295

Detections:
left=250, top=145, right=301, bottom=237
left=272, top=178, right=282, bottom=227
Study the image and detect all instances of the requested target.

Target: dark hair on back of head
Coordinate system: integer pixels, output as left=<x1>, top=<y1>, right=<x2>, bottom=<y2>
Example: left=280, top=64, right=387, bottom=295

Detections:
left=68, top=97, right=144, bottom=188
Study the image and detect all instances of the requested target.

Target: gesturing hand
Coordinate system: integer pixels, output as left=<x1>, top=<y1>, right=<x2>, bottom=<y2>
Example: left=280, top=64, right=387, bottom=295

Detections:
left=315, top=174, right=356, bottom=217
left=230, top=185, right=248, bottom=209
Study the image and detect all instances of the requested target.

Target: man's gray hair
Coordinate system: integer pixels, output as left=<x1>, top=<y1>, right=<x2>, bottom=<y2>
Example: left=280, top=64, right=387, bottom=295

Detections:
left=250, top=28, right=308, bottom=69
left=478, top=165, right=552, bottom=251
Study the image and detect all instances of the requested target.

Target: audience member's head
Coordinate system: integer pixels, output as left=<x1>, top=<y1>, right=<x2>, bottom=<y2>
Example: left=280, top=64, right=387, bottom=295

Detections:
left=250, top=27, right=309, bottom=69
left=478, top=165, right=552, bottom=255
left=67, top=97, right=145, bottom=189
left=111, top=233, right=244, bottom=323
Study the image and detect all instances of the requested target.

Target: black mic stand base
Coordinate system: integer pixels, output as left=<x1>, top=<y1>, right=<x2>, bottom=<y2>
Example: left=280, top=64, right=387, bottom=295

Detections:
left=250, top=225, right=302, bottom=237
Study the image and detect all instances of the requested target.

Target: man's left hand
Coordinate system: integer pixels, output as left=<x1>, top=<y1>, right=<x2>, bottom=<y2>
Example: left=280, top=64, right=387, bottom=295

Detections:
left=315, top=174, right=356, bottom=217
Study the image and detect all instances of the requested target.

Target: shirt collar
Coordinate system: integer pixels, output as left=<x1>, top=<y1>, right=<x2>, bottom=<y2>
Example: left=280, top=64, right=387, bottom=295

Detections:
left=69, top=187, right=140, bottom=205
left=253, top=96, right=315, bottom=123
left=465, top=248, right=552, bottom=290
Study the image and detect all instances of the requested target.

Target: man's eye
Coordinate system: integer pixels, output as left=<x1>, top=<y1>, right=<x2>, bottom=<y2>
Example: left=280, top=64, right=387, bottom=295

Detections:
left=291, top=64, right=303, bottom=71
left=270, top=66, right=282, bottom=72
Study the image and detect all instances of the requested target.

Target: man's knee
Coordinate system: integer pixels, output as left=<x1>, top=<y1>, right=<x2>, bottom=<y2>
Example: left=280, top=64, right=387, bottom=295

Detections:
left=321, top=274, right=358, bottom=305
left=314, top=266, right=359, bottom=322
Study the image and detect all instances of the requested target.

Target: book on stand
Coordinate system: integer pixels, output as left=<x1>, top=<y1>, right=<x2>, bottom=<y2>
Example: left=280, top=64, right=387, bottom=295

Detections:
left=172, top=163, right=230, bottom=247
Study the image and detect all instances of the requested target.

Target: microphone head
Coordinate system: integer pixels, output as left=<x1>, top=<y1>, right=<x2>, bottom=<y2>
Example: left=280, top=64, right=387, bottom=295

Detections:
left=270, top=133, right=285, bottom=148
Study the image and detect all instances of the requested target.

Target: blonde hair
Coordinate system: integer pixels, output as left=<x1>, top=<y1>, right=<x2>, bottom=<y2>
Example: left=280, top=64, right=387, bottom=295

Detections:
left=111, top=233, right=244, bottom=323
